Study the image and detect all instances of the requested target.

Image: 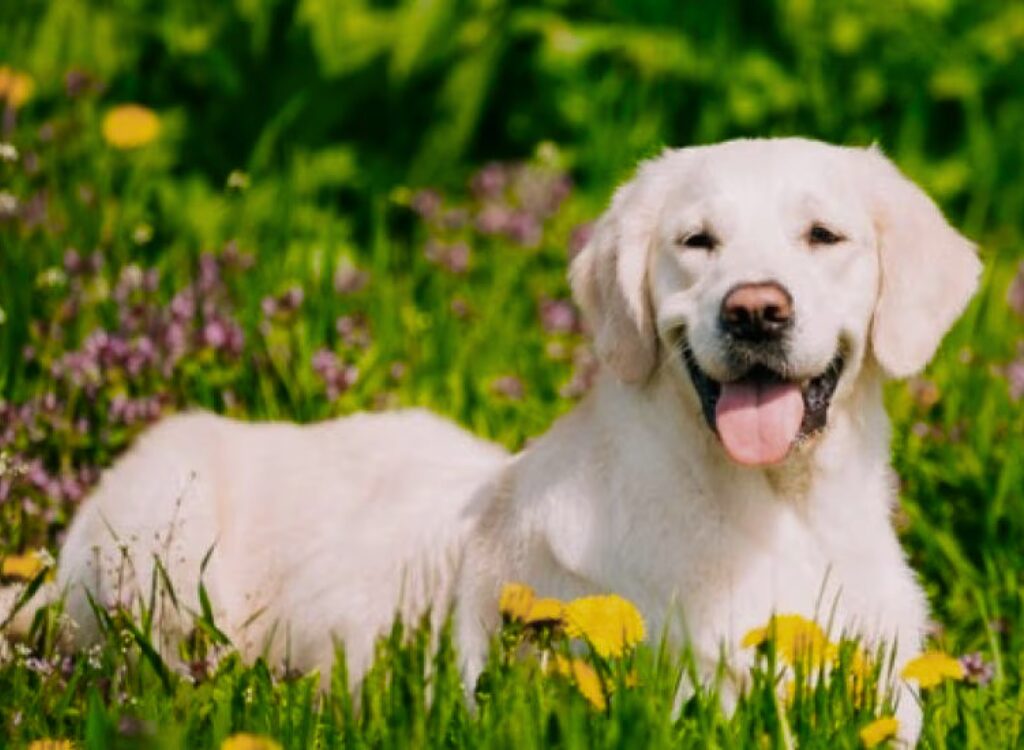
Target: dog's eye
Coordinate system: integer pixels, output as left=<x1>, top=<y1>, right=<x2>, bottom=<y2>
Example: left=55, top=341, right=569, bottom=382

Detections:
left=808, top=224, right=844, bottom=246
left=677, top=231, right=718, bottom=251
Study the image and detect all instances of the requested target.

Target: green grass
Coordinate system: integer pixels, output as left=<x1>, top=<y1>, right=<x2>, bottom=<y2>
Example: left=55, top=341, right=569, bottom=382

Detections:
left=3, top=1, right=1024, bottom=746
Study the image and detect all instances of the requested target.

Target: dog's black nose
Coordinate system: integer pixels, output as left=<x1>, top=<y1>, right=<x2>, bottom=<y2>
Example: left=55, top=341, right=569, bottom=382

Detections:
left=720, top=282, right=793, bottom=340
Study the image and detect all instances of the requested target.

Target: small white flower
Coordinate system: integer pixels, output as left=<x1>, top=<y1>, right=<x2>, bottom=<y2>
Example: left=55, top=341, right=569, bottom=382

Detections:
left=0, top=143, right=18, bottom=163
left=0, top=191, right=18, bottom=217
left=25, top=656, right=53, bottom=675
left=35, top=548, right=56, bottom=568
left=36, top=266, right=68, bottom=288
left=86, top=644, right=102, bottom=669
left=132, top=223, right=153, bottom=245
left=120, top=263, right=144, bottom=288
left=226, top=170, right=250, bottom=191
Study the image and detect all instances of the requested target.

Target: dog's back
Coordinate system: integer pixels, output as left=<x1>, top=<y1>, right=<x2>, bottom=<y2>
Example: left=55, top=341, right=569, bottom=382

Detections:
left=4, top=409, right=507, bottom=681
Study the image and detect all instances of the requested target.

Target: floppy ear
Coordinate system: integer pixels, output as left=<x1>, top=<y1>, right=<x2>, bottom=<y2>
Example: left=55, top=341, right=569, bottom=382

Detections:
left=861, top=148, right=982, bottom=378
left=569, top=170, right=660, bottom=384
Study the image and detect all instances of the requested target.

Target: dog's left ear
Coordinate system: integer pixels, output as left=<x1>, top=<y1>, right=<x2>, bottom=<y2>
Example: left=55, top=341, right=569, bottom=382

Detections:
left=860, top=147, right=982, bottom=378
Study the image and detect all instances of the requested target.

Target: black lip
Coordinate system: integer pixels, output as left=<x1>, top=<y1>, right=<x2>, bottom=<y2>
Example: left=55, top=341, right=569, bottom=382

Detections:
left=681, top=341, right=845, bottom=442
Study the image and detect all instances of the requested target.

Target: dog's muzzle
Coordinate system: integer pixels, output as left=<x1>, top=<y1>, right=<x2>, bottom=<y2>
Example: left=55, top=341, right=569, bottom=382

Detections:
left=681, top=341, right=845, bottom=467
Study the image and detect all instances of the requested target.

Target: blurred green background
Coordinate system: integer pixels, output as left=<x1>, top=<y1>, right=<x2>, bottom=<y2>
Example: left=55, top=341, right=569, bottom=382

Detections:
left=5, top=0, right=1024, bottom=235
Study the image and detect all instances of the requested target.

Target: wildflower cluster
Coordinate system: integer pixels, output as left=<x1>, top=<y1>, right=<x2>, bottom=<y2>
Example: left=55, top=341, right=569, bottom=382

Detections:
left=411, top=157, right=571, bottom=254
left=0, top=244, right=253, bottom=544
left=742, top=613, right=979, bottom=747
left=406, top=153, right=598, bottom=401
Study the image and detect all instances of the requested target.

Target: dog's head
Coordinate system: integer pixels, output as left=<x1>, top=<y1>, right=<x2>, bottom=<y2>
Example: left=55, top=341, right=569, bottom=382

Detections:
left=571, top=138, right=980, bottom=466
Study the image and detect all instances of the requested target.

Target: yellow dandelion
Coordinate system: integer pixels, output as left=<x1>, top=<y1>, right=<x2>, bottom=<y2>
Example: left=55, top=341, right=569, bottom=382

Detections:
left=28, top=741, right=75, bottom=750
left=499, top=582, right=535, bottom=622
left=524, top=597, right=565, bottom=626
left=553, top=655, right=607, bottom=710
left=900, top=651, right=964, bottom=689
left=858, top=716, right=899, bottom=747
left=849, top=649, right=871, bottom=679
left=845, top=648, right=876, bottom=707
left=741, top=614, right=835, bottom=667
left=101, top=104, right=160, bottom=150
left=219, top=733, right=283, bottom=750
left=0, top=66, right=35, bottom=109
left=783, top=679, right=798, bottom=704
left=563, top=594, right=645, bottom=659
left=1, top=550, right=49, bottom=581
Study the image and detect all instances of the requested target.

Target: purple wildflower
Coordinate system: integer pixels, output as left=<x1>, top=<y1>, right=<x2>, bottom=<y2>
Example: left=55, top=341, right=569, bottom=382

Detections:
left=389, top=362, right=407, bottom=382
left=63, top=248, right=83, bottom=274
left=491, top=375, right=525, bottom=401
left=225, top=320, right=245, bottom=356
left=334, top=262, right=369, bottom=294
left=471, top=162, right=507, bottom=199
left=476, top=204, right=511, bottom=234
left=198, top=253, right=221, bottom=294
left=202, top=319, right=228, bottom=349
left=117, top=715, right=153, bottom=739
left=504, top=211, right=542, bottom=248
left=335, top=315, right=372, bottom=349
left=24, top=657, right=53, bottom=676
left=539, top=298, right=579, bottom=334
left=312, top=349, right=359, bottom=400
left=411, top=189, right=442, bottom=219
left=22, top=151, right=39, bottom=176
left=959, top=652, right=994, bottom=686
left=446, top=242, right=470, bottom=273
left=64, top=69, right=97, bottom=98
left=169, top=290, right=195, bottom=319
left=281, top=286, right=304, bottom=312
left=1006, top=359, right=1024, bottom=401
left=20, top=191, right=49, bottom=230
left=425, top=240, right=471, bottom=274
left=1007, top=261, right=1024, bottom=317
left=442, top=208, right=469, bottom=230
left=569, top=222, right=595, bottom=259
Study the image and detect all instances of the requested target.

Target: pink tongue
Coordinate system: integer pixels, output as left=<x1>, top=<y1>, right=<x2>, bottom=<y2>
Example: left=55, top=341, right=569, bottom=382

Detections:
left=715, top=381, right=804, bottom=466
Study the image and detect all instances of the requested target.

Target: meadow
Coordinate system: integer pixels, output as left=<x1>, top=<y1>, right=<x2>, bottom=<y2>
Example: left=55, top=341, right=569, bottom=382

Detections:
left=1, top=0, right=1024, bottom=747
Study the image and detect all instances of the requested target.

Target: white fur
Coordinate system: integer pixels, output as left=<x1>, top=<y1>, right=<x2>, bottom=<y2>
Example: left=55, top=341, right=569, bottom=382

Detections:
left=2, top=138, right=979, bottom=745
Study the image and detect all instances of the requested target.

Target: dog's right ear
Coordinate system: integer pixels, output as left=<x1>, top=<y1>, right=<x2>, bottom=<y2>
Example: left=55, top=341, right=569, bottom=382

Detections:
left=569, top=164, right=663, bottom=384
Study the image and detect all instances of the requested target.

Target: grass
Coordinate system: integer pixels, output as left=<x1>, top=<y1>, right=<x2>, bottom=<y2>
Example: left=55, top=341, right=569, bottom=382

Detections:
left=2, top=18, right=1024, bottom=747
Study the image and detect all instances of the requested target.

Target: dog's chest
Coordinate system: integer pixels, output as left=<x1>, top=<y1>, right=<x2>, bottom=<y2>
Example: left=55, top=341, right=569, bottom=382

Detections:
left=615, top=489, right=851, bottom=658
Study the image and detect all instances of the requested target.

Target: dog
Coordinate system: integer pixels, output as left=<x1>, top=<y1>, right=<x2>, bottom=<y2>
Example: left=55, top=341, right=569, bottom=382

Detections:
left=2, top=138, right=979, bottom=743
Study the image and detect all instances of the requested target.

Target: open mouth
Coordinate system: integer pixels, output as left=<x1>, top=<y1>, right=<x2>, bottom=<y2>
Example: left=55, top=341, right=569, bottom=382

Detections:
left=681, top=343, right=845, bottom=466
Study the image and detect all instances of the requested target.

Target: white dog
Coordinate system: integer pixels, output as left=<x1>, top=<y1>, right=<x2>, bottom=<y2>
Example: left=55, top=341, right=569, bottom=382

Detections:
left=3, top=138, right=979, bottom=742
